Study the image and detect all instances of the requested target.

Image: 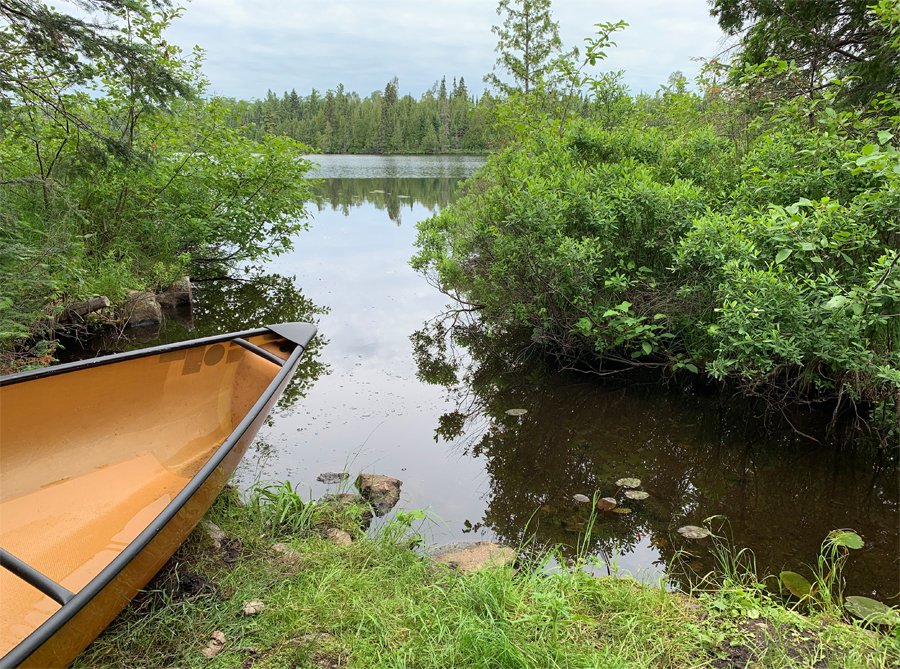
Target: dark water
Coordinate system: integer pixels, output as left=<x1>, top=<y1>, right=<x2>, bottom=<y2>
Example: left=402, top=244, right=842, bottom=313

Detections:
left=59, top=154, right=899, bottom=602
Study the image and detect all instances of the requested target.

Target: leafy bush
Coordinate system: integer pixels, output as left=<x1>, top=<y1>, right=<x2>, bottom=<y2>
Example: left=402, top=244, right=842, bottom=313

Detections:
left=413, top=24, right=900, bottom=438
left=0, top=7, right=315, bottom=354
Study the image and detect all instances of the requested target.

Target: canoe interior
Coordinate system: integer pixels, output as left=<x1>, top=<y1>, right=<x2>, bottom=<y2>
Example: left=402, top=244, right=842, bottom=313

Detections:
left=0, top=333, right=293, bottom=658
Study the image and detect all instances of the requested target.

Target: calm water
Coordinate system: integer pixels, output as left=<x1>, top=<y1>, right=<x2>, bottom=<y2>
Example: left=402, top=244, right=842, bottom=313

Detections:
left=61, top=154, right=899, bottom=601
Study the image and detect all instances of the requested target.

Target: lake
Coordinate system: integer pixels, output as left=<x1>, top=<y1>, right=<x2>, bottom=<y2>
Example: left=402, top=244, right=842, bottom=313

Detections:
left=62, top=154, right=899, bottom=601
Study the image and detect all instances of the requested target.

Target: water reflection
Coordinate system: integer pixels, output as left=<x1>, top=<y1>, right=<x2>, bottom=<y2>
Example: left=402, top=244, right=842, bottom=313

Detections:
left=412, top=316, right=900, bottom=600
left=57, top=273, right=330, bottom=412
left=309, top=177, right=466, bottom=226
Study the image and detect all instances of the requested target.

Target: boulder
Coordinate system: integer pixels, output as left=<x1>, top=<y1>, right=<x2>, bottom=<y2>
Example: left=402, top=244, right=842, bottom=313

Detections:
left=155, top=276, right=193, bottom=307
left=431, top=542, right=516, bottom=573
left=355, top=474, right=402, bottom=516
left=123, top=290, right=161, bottom=325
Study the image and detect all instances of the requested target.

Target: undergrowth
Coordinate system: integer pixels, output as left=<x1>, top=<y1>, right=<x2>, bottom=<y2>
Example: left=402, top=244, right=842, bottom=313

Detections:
left=72, top=486, right=899, bottom=669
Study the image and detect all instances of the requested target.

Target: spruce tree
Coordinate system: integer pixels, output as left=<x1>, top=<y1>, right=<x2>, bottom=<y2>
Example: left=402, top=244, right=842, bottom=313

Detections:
left=484, top=0, right=563, bottom=95
left=1, top=0, right=192, bottom=102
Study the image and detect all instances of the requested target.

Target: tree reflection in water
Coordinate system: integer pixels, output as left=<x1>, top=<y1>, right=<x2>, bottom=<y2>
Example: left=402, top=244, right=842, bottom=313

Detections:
left=59, top=272, right=330, bottom=415
left=412, top=314, right=899, bottom=601
left=309, top=177, right=465, bottom=226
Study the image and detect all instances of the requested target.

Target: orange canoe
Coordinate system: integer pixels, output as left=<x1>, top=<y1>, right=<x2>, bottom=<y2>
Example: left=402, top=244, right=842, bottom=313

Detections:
left=0, top=322, right=316, bottom=668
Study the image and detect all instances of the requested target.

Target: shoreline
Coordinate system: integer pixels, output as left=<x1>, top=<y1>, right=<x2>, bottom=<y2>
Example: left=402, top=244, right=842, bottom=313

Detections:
left=71, top=483, right=898, bottom=668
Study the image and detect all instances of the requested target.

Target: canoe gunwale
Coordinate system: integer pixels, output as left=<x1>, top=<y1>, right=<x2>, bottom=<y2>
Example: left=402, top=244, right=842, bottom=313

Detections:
left=0, top=322, right=316, bottom=668
left=0, top=324, right=304, bottom=387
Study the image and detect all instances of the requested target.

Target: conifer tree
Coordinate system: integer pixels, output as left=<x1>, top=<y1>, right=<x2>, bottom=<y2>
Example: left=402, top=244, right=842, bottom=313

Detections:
left=711, top=0, right=900, bottom=104
left=484, top=0, right=564, bottom=95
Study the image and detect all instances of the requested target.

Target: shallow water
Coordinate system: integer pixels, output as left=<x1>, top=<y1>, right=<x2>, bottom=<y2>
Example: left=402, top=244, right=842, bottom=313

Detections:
left=60, top=154, right=899, bottom=602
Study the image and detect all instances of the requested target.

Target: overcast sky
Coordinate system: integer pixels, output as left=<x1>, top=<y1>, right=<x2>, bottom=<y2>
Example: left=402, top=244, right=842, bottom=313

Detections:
left=162, top=0, right=726, bottom=101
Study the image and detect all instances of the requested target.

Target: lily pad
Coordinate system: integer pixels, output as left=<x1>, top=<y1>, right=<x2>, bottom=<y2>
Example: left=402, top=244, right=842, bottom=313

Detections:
left=616, top=478, right=641, bottom=488
left=505, top=408, right=528, bottom=416
left=677, top=525, right=710, bottom=539
left=596, top=497, right=618, bottom=512
left=625, top=490, right=649, bottom=500
left=780, top=571, right=812, bottom=599
left=612, top=507, right=632, bottom=514
left=828, top=530, right=864, bottom=550
left=572, top=494, right=590, bottom=504
left=845, top=596, right=900, bottom=627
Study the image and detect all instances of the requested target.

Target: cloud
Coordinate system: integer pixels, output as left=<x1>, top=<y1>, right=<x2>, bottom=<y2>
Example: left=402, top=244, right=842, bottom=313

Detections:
left=164, top=0, right=724, bottom=99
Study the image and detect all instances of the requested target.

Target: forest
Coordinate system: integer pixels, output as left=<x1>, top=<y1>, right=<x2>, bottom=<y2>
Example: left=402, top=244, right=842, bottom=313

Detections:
left=225, top=78, right=503, bottom=154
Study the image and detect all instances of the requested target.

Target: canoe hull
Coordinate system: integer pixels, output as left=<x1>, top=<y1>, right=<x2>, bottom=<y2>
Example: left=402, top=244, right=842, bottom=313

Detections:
left=19, top=431, right=251, bottom=668
left=0, top=323, right=315, bottom=668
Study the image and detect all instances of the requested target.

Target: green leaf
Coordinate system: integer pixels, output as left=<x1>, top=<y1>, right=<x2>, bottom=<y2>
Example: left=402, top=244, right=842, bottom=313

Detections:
left=877, top=130, right=894, bottom=145
left=800, top=242, right=816, bottom=251
left=861, top=143, right=877, bottom=155
left=845, top=596, right=899, bottom=627
left=576, top=317, right=593, bottom=333
left=685, top=363, right=699, bottom=374
left=825, top=295, right=850, bottom=310
left=780, top=571, right=812, bottom=599
left=828, top=530, right=863, bottom=550
left=775, top=249, right=792, bottom=264
left=642, top=342, right=652, bottom=355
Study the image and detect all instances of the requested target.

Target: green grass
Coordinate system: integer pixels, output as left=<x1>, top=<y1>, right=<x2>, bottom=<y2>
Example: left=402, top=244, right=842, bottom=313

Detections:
left=73, top=486, right=899, bottom=669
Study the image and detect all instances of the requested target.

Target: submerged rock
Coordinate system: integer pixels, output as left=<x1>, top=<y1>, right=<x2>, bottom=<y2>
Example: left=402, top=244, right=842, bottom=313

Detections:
left=431, top=542, right=516, bottom=572
left=355, top=474, right=403, bottom=516
left=317, top=472, right=349, bottom=484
